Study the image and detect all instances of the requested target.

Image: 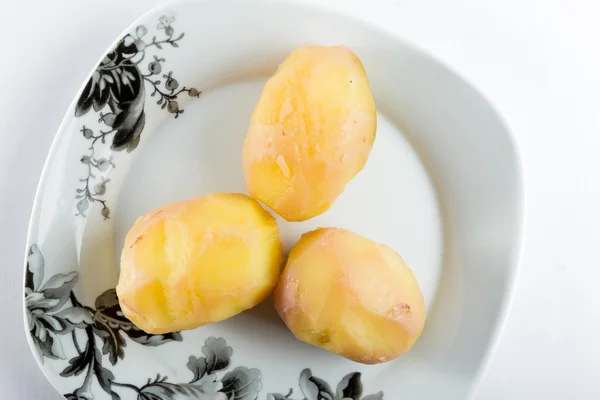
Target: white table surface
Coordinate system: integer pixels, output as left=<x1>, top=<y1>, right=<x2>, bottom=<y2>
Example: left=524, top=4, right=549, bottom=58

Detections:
left=0, top=0, right=597, bottom=398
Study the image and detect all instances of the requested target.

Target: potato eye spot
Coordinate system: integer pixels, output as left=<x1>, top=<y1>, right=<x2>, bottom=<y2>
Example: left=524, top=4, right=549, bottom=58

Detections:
left=388, top=303, right=411, bottom=320
left=313, top=329, right=331, bottom=344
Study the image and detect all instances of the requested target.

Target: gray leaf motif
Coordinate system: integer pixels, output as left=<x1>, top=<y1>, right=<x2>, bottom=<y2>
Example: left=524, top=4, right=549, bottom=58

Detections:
left=272, top=370, right=382, bottom=400
left=93, top=353, right=117, bottom=397
left=187, top=355, right=208, bottom=382
left=299, top=369, right=334, bottom=400
left=60, top=340, right=93, bottom=377
left=139, top=373, right=222, bottom=400
left=335, top=373, right=362, bottom=400
left=31, top=320, right=65, bottom=361
left=29, top=305, right=93, bottom=343
left=25, top=244, right=44, bottom=291
left=40, top=272, right=79, bottom=312
left=55, top=307, right=94, bottom=327
left=24, top=245, right=91, bottom=362
left=221, top=367, right=262, bottom=400
left=187, top=337, right=233, bottom=381
left=204, top=337, right=233, bottom=373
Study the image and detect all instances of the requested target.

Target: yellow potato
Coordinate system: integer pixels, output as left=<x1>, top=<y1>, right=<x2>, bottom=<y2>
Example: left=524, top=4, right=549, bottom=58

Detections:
left=116, top=193, right=283, bottom=334
left=243, top=45, right=377, bottom=222
left=274, top=228, right=425, bottom=364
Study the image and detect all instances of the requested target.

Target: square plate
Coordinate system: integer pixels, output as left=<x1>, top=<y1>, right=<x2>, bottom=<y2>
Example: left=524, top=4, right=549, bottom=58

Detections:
left=23, top=0, right=525, bottom=399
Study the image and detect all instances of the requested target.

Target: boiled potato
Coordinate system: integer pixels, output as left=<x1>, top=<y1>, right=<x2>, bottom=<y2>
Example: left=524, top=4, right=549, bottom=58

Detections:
left=243, top=45, right=377, bottom=222
left=274, top=228, right=425, bottom=364
left=116, top=193, right=283, bottom=334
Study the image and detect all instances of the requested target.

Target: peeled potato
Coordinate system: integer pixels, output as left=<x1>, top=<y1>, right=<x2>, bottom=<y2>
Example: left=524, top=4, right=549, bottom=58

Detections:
left=243, top=45, right=377, bottom=222
left=274, top=227, right=425, bottom=364
left=116, top=193, right=282, bottom=334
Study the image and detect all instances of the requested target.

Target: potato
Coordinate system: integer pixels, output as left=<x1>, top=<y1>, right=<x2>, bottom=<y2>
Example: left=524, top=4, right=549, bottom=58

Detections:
left=242, top=45, right=377, bottom=222
left=274, top=228, right=425, bottom=364
left=116, top=193, right=283, bottom=334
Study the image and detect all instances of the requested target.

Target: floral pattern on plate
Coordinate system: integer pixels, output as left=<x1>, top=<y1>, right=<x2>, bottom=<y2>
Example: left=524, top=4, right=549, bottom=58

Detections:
left=268, top=369, right=383, bottom=400
left=74, top=15, right=201, bottom=220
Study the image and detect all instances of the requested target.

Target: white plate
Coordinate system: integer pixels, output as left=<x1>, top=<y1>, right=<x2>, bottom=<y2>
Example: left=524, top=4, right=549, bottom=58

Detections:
left=23, top=0, right=525, bottom=399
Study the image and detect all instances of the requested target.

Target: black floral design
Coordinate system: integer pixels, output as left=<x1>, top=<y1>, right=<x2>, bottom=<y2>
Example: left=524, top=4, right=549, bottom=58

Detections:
left=129, top=337, right=262, bottom=400
left=268, top=369, right=383, bottom=400
left=25, top=244, right=183, bottom=399
left=74, top=15, right=200, bottom=219
left=25, top=245, right=264, bottom=400
left=25, top=245, right=92, bottom=362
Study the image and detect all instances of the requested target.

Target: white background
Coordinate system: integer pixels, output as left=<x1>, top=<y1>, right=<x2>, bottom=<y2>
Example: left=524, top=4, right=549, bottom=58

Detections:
left=0, top=0, right=597, bottom=399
